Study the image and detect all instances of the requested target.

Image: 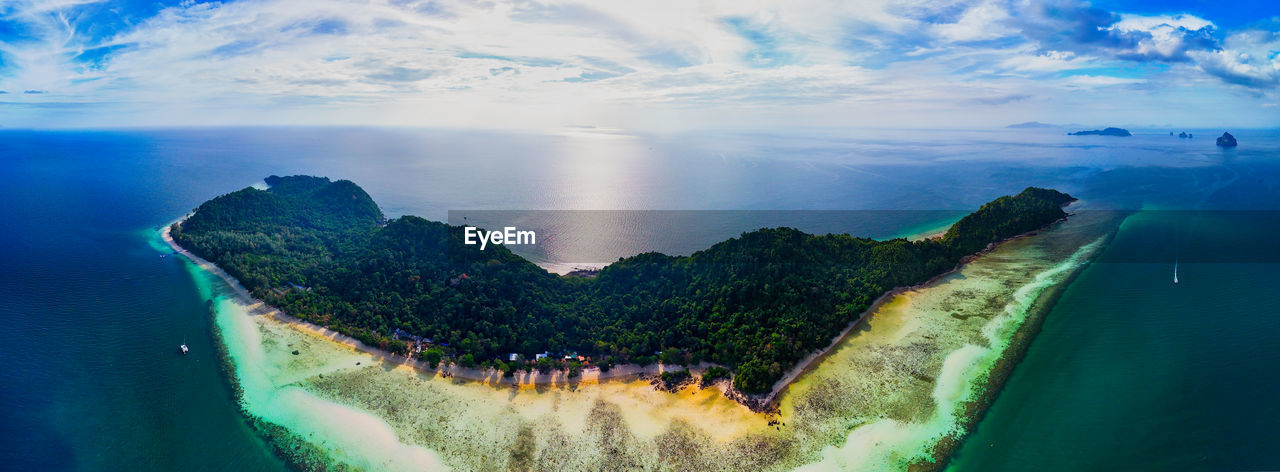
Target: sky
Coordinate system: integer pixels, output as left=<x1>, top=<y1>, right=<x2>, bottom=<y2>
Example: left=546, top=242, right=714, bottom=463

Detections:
left=0, top=0, right=1278, bottom=131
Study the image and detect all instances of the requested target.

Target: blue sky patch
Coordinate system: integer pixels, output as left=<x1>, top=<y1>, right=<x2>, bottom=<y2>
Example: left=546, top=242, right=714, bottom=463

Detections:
left=1058, top=64, right=1170, bottom=79
left=74, top=44, right=136, bottom=71
left=562, top=70, right=625, bottom=83
left=456, top=52, right=563, bottom=68
left=209, top=40, right=265, bottom=58
left=722, top=16, right=793, bottom=68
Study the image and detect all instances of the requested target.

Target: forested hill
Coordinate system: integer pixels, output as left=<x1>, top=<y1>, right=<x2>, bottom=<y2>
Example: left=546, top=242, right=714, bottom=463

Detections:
left=172, top=175, right=1074, bottom=394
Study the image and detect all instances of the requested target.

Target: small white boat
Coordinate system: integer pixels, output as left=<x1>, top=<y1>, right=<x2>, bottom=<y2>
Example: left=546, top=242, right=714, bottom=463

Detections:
left=180, top=336, right=189, bottom=355
left=1173, top=260, right=1179, bottom=284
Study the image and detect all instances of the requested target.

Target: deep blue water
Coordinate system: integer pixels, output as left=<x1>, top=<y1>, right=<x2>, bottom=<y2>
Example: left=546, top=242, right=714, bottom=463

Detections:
left=0, top=127, right=1276, bottom=470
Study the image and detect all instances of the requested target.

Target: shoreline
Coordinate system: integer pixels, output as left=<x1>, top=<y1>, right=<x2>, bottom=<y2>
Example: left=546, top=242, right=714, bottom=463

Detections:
left=162, top=220, right=733, bottom=393
left=748, top=208, right=1076, bottom=411
left=769, top=207, right=1114, bottom=471
left=164, top=204, right=1078, bottom=413
left=909, top=229, right=947, bottom=241
left=924, top=210, right=1124, bottom=471
left=161, top=203, right=1112, bottom=471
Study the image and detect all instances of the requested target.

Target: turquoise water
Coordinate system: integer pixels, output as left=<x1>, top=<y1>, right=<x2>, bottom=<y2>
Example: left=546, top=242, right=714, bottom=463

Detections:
left=0, top=139, right=285, bottom=469
left=0, top=127, right=1277, bottom=470
left=947, top=211, right=1280, bottom=470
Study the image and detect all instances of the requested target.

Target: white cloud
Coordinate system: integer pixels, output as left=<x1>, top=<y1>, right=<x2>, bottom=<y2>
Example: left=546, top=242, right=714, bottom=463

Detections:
left=1109, top=13, right=1216, bottom=61
left=935, top=0, right=1014, bottom=42
left=1112, top=13, right=1212, bottom=32
left=1000, top=49, right=1083, bottom=72
left=0, top=0, right=1275, bottom=129
left=1191, top=29, right=1280, bottom=89
left=1061, top=74, right=1145, bottom=87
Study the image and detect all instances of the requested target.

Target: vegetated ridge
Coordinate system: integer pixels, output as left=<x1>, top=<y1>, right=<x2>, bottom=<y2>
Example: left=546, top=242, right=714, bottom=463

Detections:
left=172, top=175, right=1074, bottom=394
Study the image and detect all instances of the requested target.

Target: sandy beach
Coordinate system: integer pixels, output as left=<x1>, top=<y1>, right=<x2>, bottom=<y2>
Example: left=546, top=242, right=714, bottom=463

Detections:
left=748, top=211, right=1071, bottom=410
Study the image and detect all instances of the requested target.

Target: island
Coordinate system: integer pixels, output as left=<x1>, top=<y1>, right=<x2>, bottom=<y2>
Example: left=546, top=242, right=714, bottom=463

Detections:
left=1068, top=127, right=1131, bottom=136
left=1217, top=131, right=1237, bottom=147
left=170, top=175, right=1075, bottom=400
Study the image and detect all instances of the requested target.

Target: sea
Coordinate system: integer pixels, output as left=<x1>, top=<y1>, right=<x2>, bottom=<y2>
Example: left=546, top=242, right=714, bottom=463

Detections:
left=0, top=127, right=1276, bottom=470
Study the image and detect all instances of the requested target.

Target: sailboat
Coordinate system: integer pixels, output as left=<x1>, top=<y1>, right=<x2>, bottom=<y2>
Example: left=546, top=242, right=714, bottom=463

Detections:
left=1173, top=259, right=1179, bottom=284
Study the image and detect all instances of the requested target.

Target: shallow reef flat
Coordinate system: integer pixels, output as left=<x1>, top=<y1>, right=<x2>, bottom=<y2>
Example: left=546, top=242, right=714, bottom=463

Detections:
left=780, top=211, right=1116, bottom=471
left=175, top=210, right=1118, bottom=471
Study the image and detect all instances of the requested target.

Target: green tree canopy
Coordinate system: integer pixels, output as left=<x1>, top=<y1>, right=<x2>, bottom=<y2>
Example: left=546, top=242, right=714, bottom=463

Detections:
left=173, top=176, right=1073, bottom=394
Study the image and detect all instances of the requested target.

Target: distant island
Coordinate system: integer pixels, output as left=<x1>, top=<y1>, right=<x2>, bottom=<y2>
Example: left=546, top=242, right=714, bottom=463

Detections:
left=1069, top=127, right=1131, bottom=136
left=1217, top=131, right=1238, bottom=147
left=1006, top=121, right=1057, bottom=129
left=171, top=176, right=1075, bottom=397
